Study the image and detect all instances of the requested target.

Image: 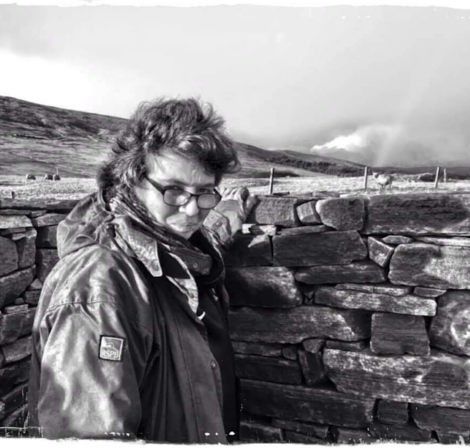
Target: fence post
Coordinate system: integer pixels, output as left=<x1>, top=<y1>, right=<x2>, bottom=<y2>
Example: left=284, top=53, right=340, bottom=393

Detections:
left=363, top=167, right=369, bottom=190
left=443, top=168, right=447, bottom=183
left=434, top=166, right=441, bottom=189
left=268, top=167, right=275, bottom=195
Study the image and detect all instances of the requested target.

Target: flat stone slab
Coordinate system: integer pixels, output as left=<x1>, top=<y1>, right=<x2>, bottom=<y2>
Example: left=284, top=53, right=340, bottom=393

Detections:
left=1, top=336, right=32, bottom=364
left=331, top=427, right=377, bottom=444
left=325, top=340, right=367, bottom=352
left=364, top=193, right=470, bottom=235
left=36, top=225, right=58, bottom=248
left=0, top=236, right=18, bottom=276
left=296, top=201, right=321, bottom=224
left=16, top=228, right=36, bottom=268
left=0, top=359, right=30, bottom=397
left=271, top=419, right=328, bottom=439
left=315, top=197, right=365, bottom=231
left=411, top=403, right=470, bottom=433
left=371, top=313, right=430, bottom=355
left=235, top=354, right=302, bottom=385
left=35, top=249, right=59, bottom=283
left=0, top=215, right=32, bottom=230
left=225, top=267, right=302, bottom=308
left=241, top=224, right=277, bottom=236
left=367, top=421, right=432, bottom=442
left=278, top=225, right=329, bottom=236
left=232, top=341, right=283, bottom=357
left=336, top=282, right=412, bottom=297
left=389, top=243, right=470, bottom=289
left=241, top=379, right=375, bottom=428
left=284, top=431, right=326, bottom=443
left=296, top=261, right=386, bottom=285
left=0, top=198, right=78, bottom=211
left=414, top=286, right=447, bottom=298
left=415, top=236, right=470, bottom=246
left=430, top=291, right=470, bottom=356
left=0, top=311, right=29, bottom=345
left=324, top=348, right=470, bottom=409
left=368, top=237, right=394, bottom=267
left=382, top=235, right=414, bottom=245
left=224, top=234, right=271, bottom=267
left=30, top=213, right=68, bottom=227
left=315, top=287, right=436, bottom=316
left=230, top=306, right=371, bottom=343
left=239, top=421, right=283, bottom=442
left=247, top=197, right=299, bottom=227
left=273, top=230, right=367, bottom=267
left=0, top=266, right=35, bottom=309
left=377, top=400, right=409, bottom=425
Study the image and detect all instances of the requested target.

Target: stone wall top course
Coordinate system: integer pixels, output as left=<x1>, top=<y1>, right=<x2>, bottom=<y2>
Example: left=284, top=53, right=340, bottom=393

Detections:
left=315, top=197, right=365, bottom=231
left=0, top=199, right=79, bottom=211
left=0, top=216, right=32, bottom=230
left=364, top=193, right=470, bottom=236
left=247, top=197, right=300, bottom=227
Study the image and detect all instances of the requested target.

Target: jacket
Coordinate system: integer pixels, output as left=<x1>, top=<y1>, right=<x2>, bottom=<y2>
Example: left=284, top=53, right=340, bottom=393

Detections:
left=28, top=192, right=237, bottom=443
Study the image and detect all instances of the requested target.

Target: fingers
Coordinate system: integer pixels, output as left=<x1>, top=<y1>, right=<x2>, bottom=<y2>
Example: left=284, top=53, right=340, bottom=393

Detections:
left=221, top=187, right=248, bottom=201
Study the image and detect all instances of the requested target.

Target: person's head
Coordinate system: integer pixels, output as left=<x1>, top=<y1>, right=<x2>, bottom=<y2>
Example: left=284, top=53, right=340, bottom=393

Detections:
left=97, top=97, right=240, bottom=238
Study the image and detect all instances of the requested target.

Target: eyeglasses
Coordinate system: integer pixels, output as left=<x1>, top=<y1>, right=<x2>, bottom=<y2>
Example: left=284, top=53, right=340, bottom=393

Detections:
left=145, top=176, right=222, bottom=210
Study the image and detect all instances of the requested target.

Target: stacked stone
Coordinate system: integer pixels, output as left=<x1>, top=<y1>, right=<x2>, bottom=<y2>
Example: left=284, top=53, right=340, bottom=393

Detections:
left=0, top=198, right=76, bottom=433
left=228, top=193, right=470, bottom=444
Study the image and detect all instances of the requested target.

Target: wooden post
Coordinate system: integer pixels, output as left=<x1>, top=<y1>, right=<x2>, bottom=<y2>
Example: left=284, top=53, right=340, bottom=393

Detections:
left=443, top=168, right=447, bottom=183
left=434, top=166, right=441, bottom=189
left=268, top=167, right=275, bottom=195
left=363, top=167, right=369, bottom=190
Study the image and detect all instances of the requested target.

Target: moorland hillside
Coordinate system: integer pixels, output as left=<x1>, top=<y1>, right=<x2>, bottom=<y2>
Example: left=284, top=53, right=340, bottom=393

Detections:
left=0, top=96, right=366, bottom=178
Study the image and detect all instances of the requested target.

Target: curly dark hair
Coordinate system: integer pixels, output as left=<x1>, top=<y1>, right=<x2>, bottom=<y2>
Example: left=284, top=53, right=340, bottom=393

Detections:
left=97, top=97, right=240, bottom=195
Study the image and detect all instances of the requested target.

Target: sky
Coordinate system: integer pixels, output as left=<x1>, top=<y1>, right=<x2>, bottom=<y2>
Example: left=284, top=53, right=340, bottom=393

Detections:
left=1, top=0, right=470, bottom=166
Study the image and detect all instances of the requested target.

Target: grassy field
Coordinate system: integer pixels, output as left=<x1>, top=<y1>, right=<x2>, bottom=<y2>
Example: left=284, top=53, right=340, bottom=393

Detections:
left=1, top=175, right=470, bottom=201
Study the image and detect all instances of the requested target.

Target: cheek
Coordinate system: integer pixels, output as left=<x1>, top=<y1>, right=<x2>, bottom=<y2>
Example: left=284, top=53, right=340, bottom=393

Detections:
left=149, top=199, right=177, bottom=224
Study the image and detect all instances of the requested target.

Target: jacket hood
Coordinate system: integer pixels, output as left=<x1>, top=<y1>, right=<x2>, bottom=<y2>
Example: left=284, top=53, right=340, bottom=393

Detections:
left=57, top=192, right=113, bottom=259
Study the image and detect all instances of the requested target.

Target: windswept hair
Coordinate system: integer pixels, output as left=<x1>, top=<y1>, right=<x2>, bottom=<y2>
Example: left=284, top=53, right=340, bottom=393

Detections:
left=97, top=97, right=240, bottom=195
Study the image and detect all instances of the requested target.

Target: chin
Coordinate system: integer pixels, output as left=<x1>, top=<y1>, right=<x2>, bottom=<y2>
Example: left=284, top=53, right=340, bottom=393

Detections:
left=170, top=224, right=201, bottom=239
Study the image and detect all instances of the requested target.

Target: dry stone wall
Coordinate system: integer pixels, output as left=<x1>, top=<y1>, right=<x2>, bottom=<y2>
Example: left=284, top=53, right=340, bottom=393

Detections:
left=0, top=193, right=470, bottom=442
left=230, top=193, right=470, bottom=444
left=0, top=198, right=77, bottom=436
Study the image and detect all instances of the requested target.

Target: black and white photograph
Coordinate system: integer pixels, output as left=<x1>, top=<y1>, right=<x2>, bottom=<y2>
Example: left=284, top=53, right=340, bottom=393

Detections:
left=1, top=0, right=470, bottom=444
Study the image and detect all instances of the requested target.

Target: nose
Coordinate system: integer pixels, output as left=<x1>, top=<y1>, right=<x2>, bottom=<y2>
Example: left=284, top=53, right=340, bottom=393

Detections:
left=179, top=195, right=200, bottom=217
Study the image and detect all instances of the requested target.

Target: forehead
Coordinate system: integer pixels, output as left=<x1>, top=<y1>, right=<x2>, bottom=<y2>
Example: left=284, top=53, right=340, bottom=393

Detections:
left=146, top=150, right=215, bottom=186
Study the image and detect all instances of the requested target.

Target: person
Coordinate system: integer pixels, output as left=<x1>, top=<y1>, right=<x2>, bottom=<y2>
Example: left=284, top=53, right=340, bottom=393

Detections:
left=28, top=97, right=256, bottom=442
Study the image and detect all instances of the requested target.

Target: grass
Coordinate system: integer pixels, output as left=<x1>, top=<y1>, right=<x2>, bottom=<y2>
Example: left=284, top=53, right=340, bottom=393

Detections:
left=1, top=175, right=470, bottom=202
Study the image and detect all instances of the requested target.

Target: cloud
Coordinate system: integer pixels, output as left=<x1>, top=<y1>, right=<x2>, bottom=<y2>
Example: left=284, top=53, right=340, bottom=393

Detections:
left=310, top=124, right=470, bottom=167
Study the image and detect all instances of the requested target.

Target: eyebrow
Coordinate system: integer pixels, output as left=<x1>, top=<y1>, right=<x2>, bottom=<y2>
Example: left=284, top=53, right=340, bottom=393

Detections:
left=160, top=179, right=215, bottom=188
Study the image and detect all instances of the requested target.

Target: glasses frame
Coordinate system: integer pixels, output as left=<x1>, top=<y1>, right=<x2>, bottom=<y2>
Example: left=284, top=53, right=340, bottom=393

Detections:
left=144, top=176, right=222, bottom=210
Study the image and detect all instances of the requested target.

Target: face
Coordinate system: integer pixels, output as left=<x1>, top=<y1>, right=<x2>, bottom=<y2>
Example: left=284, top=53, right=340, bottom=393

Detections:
left=134, top=150, right=216, bottom=239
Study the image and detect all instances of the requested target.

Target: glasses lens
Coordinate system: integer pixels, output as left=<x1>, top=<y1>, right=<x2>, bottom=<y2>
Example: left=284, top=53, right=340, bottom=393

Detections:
left=163, top=189, right=190, bottom=206
left=197, top=193, right=221, bottom=209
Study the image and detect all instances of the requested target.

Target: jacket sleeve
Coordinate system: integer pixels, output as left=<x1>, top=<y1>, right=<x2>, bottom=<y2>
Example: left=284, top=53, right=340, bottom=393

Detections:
left=203, top=209, right=233, bottom=250
left=36, top=300, right=152, bottom=440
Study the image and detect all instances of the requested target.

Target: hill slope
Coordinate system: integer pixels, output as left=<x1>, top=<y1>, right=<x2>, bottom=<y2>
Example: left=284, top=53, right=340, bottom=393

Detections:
left=0, top=96, right=361, bottom=178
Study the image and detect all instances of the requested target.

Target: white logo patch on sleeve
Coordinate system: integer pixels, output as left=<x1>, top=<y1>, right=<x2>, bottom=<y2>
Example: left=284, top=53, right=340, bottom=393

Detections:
left=99, top=336, right=125, bottom=362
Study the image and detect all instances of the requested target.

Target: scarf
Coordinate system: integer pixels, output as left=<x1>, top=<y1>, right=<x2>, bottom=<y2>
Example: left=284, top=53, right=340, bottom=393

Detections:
left=107, top=188, right=215, bottom=277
